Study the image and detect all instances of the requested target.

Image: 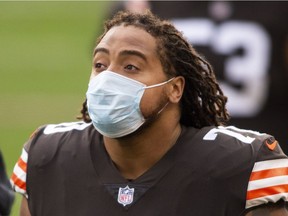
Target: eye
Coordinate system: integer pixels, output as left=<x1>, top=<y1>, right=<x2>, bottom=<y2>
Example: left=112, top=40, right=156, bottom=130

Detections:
left=94, top=62, right=107, bottom=72
left=124, top=64, right=139, bottom=71
left=95, top=63, right=103, bottom=68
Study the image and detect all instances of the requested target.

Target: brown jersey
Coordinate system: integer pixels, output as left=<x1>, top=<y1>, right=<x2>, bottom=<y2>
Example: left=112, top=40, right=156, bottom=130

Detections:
left=11, top=121, right=288, bottom=215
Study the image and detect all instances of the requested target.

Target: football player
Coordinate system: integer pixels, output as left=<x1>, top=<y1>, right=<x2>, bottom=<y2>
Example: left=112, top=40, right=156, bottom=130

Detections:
left=11, top=10, right=288, bottom=215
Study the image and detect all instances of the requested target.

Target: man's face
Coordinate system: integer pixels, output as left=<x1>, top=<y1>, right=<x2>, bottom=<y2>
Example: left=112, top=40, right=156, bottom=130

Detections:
left=91, top=25, right=166, bottom=83
left=91, top=25, right=169, bottom=119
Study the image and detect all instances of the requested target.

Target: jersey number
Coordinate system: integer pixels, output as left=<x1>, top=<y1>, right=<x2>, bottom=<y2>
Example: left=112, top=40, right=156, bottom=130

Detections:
left=172, top=18, right=271, bottom=117
left=43, top=122, right=91, bottom=134
left=203, top=126, right=264, bottom=144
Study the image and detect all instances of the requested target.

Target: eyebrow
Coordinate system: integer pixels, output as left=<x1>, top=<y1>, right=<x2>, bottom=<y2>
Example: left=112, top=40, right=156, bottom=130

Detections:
left=93, top=47, right=109, bottom=56
left=119, top=50, right=147, bottom=62
left=93, top=47, right=147, bottom=63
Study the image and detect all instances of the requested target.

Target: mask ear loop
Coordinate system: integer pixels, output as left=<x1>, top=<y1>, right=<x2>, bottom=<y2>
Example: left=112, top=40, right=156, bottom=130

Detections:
left=156, top=101, right=170, bottom=115
left=144, top=77, right=175, bottom=118
left=143, top=77, right=175, bottom=89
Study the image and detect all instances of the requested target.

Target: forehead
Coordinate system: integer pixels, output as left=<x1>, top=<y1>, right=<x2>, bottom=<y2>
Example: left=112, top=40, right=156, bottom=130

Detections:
left=96, top=25, right=158, bottom=56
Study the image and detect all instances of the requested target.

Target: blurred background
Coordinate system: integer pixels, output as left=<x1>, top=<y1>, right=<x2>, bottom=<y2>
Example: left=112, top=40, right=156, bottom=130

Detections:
left=1, top=1, right=287, bottom=215
left=0, top=1, right=109, bottom=214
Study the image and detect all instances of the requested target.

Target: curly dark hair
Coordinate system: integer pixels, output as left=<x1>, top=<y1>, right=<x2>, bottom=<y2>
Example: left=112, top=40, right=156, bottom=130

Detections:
left=78, top=10, right=230, bottom=128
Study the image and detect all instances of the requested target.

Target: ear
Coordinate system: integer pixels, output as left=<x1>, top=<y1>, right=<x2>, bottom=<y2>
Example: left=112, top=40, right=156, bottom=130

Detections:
left=167, top=76, right=185, bottom=103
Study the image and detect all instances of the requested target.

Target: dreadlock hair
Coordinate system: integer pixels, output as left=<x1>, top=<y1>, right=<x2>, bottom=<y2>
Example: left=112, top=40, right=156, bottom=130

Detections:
left=78, top=10, right=230, bottom=128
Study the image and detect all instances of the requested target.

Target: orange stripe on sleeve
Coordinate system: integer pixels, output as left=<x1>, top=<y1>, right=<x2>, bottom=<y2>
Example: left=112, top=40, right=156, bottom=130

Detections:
left=247, top=184, right=288, bottom=200
left=250, top=167, right=288, bottom=181
left=11, top=172, right=26, bottom=190
left=17, top=157, right=27, bottom=172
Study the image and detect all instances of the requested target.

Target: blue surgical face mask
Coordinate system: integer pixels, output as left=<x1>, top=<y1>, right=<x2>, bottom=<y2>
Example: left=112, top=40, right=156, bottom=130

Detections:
left=86, top=71, right=174, bottom=138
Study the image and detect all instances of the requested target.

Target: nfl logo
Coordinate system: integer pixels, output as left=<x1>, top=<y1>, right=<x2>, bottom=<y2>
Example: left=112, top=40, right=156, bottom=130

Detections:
left=117, top=185, right=135, bottom=206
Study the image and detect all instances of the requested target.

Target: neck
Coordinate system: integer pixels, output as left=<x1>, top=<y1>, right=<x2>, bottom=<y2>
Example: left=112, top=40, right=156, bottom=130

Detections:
left=103, top=107, right=181, bottom=180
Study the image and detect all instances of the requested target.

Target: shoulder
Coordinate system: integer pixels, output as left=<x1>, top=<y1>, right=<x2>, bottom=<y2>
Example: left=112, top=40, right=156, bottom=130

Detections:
left=245, top=134, right=288, bottom=210
left=190, top=126, right=288, bottom=210
left=201, top=125, right=269, bottom=145
left=25, top=121, right=95, bottom=151
left=26, top=121, right=97, bottom=166
left=42, top=121, right=94, bottom=135
left=196, top=125, right=287, bottom=168
left=11, top=121, right=98, bottom=197
left=198, top=125, right=275, bottom=156
left=207, top=126, right=288, bottom=211
left=183, top=125, right=270, bottom=156
left=179, top=125, right=268, bottom=175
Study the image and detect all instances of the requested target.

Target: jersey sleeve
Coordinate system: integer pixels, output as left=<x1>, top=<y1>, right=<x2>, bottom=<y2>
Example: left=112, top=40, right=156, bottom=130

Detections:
left=10, top=147, right=28, bottom=198
left=245, top=137, right=288, bottom=209
left=10, top=127, right=43, bottom=198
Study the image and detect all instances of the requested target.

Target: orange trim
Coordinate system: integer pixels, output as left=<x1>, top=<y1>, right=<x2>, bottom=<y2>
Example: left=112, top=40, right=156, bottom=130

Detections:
left=247, top=184, right=288, bottom=200
left=17, top=157, right=27, bottom=172
left=250, top=167, right=288, bottom=181
left=11, top=173, right=26, bottom=190
left=266, top=140, right=278, bottom=151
